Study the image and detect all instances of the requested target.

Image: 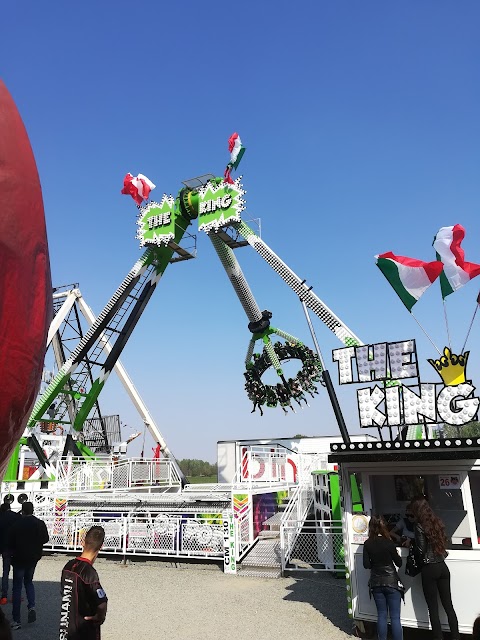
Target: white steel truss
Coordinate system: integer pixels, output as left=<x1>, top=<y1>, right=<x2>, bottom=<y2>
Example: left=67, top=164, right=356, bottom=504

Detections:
left=44, top=287, right=183, bottom=480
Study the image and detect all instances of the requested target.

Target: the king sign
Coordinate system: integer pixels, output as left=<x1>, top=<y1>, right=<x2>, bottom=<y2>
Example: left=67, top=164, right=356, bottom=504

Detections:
left=197, top=179, right=245, bottom=234
left=332, top=339, right=479, bottom=428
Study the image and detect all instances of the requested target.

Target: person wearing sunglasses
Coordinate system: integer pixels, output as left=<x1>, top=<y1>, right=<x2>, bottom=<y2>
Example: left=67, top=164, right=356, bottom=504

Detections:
left=391, top=510, right=416, bottom=548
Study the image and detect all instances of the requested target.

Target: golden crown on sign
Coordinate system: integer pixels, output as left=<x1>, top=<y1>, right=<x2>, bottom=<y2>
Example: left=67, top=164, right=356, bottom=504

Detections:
left=427, top=347, right=469, bottom=386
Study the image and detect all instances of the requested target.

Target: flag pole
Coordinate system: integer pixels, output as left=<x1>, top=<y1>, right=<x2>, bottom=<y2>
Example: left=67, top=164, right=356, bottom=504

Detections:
left=442, top=300, right=452, bottom=350
left=461, top=290, right=480, bottom=354
left=410, top=311, right=442, bottom=355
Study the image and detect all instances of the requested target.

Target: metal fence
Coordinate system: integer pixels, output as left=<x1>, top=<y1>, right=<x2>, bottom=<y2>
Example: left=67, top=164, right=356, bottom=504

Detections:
left=55, top=457, right=182, bottom=493
left=41, top=512, right=224, bottom=560
left=279, top=481, right=313, bottom=567
left=82, top=415, right=121, bottom=453
left=281, top=520, right=344, bottom=572
left=231, top=446, right=294, bottom=489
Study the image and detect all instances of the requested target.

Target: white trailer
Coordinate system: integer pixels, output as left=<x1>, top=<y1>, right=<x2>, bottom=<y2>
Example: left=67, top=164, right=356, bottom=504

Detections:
left=217, top=434, right=376, bottom=484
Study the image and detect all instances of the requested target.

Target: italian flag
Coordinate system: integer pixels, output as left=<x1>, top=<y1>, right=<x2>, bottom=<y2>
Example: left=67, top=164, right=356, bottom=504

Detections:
left=224, top=132, right=245, bottom=183
left=228, top=132, right=245, bottom=168
left=375, top=252, right=443, bottom=311
left=433, top=224, right=480, bottom=298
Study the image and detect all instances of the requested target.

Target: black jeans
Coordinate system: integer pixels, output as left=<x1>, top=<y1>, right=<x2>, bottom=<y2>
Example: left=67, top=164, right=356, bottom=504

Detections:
left=421, top=561, right=459, bottom=640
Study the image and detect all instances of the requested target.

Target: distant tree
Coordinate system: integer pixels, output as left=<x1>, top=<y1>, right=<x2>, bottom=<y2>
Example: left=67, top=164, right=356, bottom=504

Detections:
left=178, top=458, right=218, bottom=478
left=293, top=434, right=307, bottom=439
left=443, top=421, right=480, bottom=438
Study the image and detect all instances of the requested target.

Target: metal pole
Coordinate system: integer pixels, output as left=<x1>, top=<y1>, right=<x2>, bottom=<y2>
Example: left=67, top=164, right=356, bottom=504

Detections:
left=322, top=370, right=351, bottom=445
left=300, top=299, right=351, bottom=445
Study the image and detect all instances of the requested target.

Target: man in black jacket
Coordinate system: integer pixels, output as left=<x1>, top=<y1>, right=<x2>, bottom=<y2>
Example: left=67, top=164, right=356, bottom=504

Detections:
left=60, top=526, right=107, bottom=640
left=8, top=502, right=49, bottom=630
left=0, top=499, right=20, bottom=605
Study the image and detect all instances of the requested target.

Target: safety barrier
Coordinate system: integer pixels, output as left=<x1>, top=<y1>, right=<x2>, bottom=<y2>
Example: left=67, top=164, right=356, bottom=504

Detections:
left=55, top=457, right=182, bottom=493
left=40, top=511, right=224, bottom=560
left=234, top=504, right=255, bottom=560
left=278, top=452, right=329, bottom=569
left=231, top=445, right=296, bottom=489
left=279, top=483, right=313, bottom=568
left=281, top=520, right=344, bottom=572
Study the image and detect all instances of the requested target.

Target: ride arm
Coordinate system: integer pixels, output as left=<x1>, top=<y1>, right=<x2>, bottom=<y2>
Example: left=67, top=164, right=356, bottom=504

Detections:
left=245, top=337, right=256, bottom=367
left=76, top=296, right=185, bottom=482
left=231, top=220, right=363, bottom=347
left=207, top=232, right=263, bottom=324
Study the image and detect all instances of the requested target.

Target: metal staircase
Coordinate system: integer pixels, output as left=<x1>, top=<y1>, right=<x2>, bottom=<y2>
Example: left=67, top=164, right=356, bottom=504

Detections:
left=237, top=507, right=287, bottom=578
left=236, top=450, right=329, bottom=578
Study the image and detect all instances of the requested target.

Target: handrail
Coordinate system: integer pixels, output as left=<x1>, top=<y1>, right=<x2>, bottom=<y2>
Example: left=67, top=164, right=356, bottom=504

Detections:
left=235, top=504, right=254, bottom=560
left=230, top=445, right=294, bottom=489
left=278, top=452, right=331, bottom=572
left=39, top=511, right=225, bottom=559
left=280, top=480, right=314, bottom=570
left=54, top=457, right=182, bottom=493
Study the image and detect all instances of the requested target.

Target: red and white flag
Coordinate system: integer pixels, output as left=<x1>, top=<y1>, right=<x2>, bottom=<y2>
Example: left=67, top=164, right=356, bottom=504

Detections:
left=121, top=173, right=156, bottom=205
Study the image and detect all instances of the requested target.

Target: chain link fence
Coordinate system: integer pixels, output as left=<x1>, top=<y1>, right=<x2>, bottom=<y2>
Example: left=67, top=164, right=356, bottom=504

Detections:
left=282, top=520, right=345, bottom=572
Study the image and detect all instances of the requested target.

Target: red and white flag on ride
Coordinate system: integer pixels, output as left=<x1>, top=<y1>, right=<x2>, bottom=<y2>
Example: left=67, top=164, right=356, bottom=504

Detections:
left=121, top=173, right=156, bottom=205
left=224, top=132, right=245, bottom=184
left=375, top=252, right=443, bottom=311
left=433, top=224, right=480, bottom=298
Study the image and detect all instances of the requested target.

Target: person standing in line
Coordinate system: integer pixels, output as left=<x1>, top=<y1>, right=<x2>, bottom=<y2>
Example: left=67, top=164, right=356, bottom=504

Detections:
left=473, top=615, right=480, bottom=640
left=409, top=497, right=460, bottom=640
left=60, top=526, right=107, bottom=640
left=363, top=515, right=404, bottom=640
left=0, top=501, right=20, bottom=606
left=8, top=501, right=49, bottom=630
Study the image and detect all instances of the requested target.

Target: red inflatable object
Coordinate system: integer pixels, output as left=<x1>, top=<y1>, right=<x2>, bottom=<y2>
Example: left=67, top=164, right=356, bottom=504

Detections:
left=0, top=80, right=52, bottom=475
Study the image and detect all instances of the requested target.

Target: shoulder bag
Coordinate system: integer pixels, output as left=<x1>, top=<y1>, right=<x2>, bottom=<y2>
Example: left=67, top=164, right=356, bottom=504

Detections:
left=405, top=543, right=422, bottom=577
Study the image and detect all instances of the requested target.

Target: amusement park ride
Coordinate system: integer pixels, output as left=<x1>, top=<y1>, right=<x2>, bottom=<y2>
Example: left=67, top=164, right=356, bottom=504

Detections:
left=16, top=144, right=362, bottom=484
left=3, top=83, right=480, bottom=636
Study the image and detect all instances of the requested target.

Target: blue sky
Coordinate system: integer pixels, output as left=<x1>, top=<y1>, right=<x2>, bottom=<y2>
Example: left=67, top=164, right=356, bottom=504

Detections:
left=2, top=2, right=480, bottom=462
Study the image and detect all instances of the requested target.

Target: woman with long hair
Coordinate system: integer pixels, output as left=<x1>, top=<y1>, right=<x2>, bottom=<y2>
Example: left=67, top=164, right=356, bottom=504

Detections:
left=363, top=515, right=403, bottom=640
left=409, top=498, right=459, bottom=640
left=473, top=615, right=480, bottom=640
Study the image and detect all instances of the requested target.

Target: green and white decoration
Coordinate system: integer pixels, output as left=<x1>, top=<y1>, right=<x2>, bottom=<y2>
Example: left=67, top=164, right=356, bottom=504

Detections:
left=197, top=178, right=245, bottom=234
left=136, top=194, right=176, bottom=247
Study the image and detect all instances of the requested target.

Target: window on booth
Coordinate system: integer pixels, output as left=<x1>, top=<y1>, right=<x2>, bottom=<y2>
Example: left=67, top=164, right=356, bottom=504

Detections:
left=369, top=474, right=470, bottom=547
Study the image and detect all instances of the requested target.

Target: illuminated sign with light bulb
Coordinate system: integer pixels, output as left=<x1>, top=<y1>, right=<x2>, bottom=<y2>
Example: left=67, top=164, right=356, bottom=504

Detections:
left=196, top=178, right=245, bottom=234
left=332, top=339, right=479, bottom=428
left=137, top=194, right=176, bottom=248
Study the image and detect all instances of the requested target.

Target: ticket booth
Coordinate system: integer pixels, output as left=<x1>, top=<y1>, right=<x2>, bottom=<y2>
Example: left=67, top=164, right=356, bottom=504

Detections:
left=329, top=438, right=480, bottom=636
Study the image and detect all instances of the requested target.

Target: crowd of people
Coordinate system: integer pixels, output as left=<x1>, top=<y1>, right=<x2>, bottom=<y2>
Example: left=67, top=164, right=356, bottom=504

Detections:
left=0, top=498, right=107, bottom=639
left=363, top=497, right=478, bottom=640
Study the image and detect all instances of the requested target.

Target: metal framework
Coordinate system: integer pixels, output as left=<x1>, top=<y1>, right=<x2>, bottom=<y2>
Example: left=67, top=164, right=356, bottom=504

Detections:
left=29, top=285, right=186, bottom=480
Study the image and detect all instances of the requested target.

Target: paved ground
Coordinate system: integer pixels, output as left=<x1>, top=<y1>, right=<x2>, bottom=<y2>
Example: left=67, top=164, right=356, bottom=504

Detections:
left=2, top=555, right=469, bottom=639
